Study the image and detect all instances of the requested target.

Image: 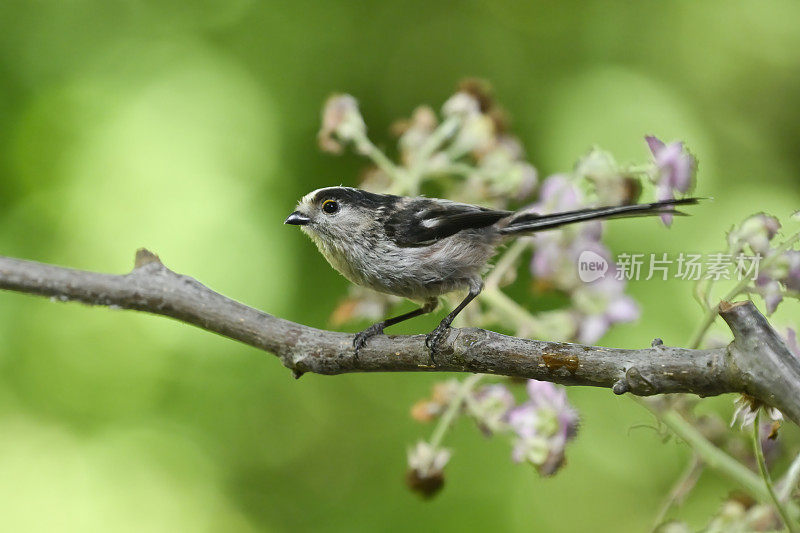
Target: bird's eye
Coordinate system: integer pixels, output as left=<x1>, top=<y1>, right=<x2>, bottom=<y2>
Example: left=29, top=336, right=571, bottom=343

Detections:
left=322, top=199, right=339, bottom=214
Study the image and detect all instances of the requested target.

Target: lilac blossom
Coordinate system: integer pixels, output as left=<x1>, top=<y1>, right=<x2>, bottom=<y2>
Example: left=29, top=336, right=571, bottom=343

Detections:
left=529, top=174, right=583, bottom=213
left=645, top=135, right=696, bottom=226
left=572, top=276, right=640, bottom=343
left=728, top=214, right=800, bottom=314
left=529, top=175, right=605, bottom=290
left=506, top=380, right=579, bottom=476
left=758, top=250, right=800, bottom=313
left=727, top=213, right=781, bottom=256
left=526, top=174, right=639, bottom=341
left=532, top=236, right=613, bottom=293
left=755, top=275, right=784, bottom=314
left=758, top=418, right=782, bottom=464
left=330, top=286, right=401, bottom=327
left=783, top=250, right=800, bottom=292
left=469, top=384, right=515, bottom=435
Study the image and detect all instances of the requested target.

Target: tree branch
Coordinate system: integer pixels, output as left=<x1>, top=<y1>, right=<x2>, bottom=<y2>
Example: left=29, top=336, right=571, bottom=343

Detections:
left=1, top=250, right=798, bottom=425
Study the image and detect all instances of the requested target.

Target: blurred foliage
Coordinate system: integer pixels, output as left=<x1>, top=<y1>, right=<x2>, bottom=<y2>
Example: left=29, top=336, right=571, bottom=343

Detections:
left=1, top=1, right=799, bottom=531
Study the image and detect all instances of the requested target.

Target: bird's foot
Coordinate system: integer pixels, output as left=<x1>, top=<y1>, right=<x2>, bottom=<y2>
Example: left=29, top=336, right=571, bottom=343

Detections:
left=353, top=323, right=385, bottom=358
left=424, top=324, right=451, bottom=365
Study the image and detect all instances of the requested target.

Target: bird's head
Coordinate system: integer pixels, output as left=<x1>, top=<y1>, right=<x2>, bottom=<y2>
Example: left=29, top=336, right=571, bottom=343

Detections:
left=285, top=186, right=397, bottom=244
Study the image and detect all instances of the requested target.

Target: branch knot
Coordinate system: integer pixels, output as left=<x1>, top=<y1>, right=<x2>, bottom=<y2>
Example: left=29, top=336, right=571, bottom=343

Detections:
left=134, top=248, right=162, bottom=270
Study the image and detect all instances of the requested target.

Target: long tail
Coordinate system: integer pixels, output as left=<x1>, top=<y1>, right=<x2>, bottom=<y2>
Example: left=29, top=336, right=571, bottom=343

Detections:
left=499, top=197, right=701, bottom=235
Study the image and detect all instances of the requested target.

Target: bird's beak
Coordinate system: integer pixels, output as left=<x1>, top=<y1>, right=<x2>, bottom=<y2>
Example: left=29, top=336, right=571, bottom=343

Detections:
left=284, top=211, right=311, bottom=226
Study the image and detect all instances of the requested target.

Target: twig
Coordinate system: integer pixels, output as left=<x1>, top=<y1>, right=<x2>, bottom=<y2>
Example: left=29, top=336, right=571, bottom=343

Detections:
left=753, top=413, right=799, bottom=532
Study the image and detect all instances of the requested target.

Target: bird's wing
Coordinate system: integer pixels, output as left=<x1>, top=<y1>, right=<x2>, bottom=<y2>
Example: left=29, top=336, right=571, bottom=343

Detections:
left=384, top=198, right=511, bottom=247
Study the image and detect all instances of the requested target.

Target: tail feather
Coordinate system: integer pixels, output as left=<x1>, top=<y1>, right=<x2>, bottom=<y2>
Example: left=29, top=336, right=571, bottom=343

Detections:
left=500, top=197, right=701, bottom=235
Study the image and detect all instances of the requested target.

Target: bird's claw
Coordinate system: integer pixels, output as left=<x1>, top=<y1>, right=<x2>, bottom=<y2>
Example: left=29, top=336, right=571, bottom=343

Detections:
left=424, top=325, right=450, bottom=365
left=353, top=324, right=385, bottom=358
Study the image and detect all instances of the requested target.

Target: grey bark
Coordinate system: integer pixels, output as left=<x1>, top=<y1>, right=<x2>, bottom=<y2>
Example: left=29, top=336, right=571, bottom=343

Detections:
left=0, top=250, right=798, bottom=425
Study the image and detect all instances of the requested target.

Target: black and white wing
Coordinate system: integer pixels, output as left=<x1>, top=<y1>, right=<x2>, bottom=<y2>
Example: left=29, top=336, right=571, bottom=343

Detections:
left=384, top=198, right=510, bottom=247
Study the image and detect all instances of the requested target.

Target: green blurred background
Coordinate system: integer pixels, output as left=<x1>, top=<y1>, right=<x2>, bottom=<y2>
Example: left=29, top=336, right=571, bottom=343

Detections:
left=1, top=1, right=799, bottom=531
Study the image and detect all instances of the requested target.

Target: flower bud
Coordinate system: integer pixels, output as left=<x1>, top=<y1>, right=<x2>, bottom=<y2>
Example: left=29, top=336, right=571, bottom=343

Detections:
left=318, top=94, right=366, bottom=154
left=397, top=106, right=438, bottom=166
left=470, top=384, right=514, bottom=435
left=448, top=114, right=495, bottom=157
left=406, top=442, right=451, bottom=498
left=727, top=213, right=781, bottom=255
left=442, top=91, right=480, bottom=118
left=410, top=380, right=459, bottom=422
left=576, top=148, right=641, bottom=205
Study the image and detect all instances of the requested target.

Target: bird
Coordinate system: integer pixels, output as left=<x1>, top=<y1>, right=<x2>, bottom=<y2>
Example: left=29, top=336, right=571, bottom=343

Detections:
left=285, top=186, right=698, bottom=361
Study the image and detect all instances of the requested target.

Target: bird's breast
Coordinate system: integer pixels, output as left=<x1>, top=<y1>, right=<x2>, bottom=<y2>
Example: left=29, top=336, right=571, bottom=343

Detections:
left=310, top=231, right=495, bottom=300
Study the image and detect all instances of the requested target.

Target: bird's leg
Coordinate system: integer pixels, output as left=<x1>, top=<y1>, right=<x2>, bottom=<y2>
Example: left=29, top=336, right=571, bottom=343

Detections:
left=353, top=299, right=438, bottom=356
left=425, top=280, right=483, bottom=363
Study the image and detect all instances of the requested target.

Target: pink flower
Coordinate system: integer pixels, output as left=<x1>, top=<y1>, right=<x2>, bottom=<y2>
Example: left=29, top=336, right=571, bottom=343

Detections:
left=755, top=276, right=783, bottom=315
left=470, top=384, right=515, bottom=435
left=506, top=380, right=579, bottom=476
left=531, top=174, right=582, bottom=213
left=728, top=213, right=781, bottom=256
left=645, top=136, right=697, bottom=226
left=573, top=277, right=640, bottom=343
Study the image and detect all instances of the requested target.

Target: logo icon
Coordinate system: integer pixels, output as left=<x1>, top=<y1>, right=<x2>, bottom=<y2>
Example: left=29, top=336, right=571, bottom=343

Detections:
left=577, top=250, right=608, bottom=283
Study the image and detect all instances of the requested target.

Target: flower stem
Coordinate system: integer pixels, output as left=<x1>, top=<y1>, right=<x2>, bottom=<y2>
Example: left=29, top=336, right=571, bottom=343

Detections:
left=779, top=451, right=800, bottom=502
left=650, top=455, right=702, bottom=531
left=350, top=131, right=402, bottom=181
left=394, top=115, right=462, bottom=195
left=428, top=374, right=484, bottom=449
left=479, top=287, right=544, bottom=338
left=753, top=412, right=798, bottom=532
left=485, top=239, right=531, bottom=289
left=635, top=399, right=800, bottom=520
